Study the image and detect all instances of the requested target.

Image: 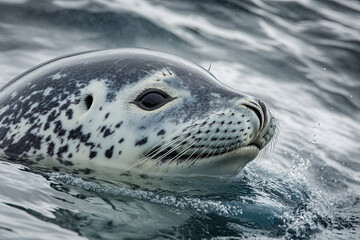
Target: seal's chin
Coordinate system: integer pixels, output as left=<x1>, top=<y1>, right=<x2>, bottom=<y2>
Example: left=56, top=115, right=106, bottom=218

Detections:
left=144, top=144, right=260, bottom=177
left=182, top=145, right=260, bottom=176
left=193, top=144, right=259, bottom=162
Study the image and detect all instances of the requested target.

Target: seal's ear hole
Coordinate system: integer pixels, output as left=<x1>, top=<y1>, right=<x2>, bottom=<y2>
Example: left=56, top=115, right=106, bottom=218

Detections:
left=85, top=95, right=93, bottom=110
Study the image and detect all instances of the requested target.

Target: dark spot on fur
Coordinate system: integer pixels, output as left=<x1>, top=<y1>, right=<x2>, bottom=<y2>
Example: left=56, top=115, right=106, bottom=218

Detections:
left=44, top=122, right=50, bottom=130
left=65, top=109, right=73, bottom=120
left=89, top=151, right=97, bottom=159
left=47, top=110, right=58, bottom=122
left=68, top=126, right=91, bottom=143
left=82, top=168, right=92, bottom=174
left=57, top=145, right=68, bottom=158
left=85, top=142, right=95, bottom=149
left=118, top=138, right=124, bottom=144
left=73, top=168, right=93, bottom=175
left=135, top=137, right=148, bottom=146
left=104, top=113, right=110, bottom=119
left=105, top=146, right=114, bottom=158
left=54, top=120, right=66, bottom=136
left=140, top=174, right=149, bottom=179
left=118, top=150, right=122, bottom=155
left=59, top=160, right=73, bottom=166
left=157, top=129, right=166, bottom=136
left=47, top=142, right=55, bottom=156
left=115, top=121, right=123, bottom=128
left=103, top=128, right=114, bottom=138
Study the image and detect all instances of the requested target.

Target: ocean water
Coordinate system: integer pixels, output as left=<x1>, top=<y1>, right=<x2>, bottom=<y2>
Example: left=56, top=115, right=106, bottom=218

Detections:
left=0, top=0, right=359, bottom=239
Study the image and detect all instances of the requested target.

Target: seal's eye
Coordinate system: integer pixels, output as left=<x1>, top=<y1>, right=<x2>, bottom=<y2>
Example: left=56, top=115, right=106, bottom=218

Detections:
left=135, top=89, right=173, bottom=111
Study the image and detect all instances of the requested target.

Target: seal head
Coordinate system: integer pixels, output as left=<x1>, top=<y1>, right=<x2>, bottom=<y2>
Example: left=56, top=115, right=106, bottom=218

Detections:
left=0, top=49, right=277, bottom=177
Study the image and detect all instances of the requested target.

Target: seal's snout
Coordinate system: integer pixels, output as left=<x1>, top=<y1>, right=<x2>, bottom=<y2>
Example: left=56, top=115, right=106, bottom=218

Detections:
left=238, top=98, right=276, bottom=150
left=258, top=100, right=268, bottom=128
left=241, top=101, right=265, bottom=130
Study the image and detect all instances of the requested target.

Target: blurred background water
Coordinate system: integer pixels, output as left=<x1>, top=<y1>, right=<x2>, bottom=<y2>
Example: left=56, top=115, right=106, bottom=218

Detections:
left=0, top=0, right=359, bottom=239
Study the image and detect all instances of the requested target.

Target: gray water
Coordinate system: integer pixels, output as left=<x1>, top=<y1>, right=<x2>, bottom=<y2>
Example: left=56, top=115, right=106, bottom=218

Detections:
left=0, top=0, right=359, bottom=239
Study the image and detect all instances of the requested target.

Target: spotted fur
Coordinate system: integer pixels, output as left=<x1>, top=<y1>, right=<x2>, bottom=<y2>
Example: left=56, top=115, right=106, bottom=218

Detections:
left=0, top=49, right=278, bottom=178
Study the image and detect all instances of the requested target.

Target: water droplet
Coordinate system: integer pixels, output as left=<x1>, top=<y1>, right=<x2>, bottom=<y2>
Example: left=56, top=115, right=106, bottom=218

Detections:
left=323, top=67, right=326, bottom=71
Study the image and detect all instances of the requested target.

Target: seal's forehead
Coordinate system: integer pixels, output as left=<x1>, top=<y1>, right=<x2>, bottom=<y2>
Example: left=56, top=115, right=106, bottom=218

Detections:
left=23, top=49, right=208, bottom=81
left=30, top=48, right=211, bottom=78
left=7, top=49, right=243, bottom=100
left=55, top=49, right=238, bottom=95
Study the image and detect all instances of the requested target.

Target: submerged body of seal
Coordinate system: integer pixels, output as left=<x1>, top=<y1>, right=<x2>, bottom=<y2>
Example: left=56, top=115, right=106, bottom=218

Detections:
left=0, top=49, right=277, bottom=178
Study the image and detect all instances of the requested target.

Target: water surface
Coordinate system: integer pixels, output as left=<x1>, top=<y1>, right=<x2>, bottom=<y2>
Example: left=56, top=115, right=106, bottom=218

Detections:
left=0, top=0, right=359, bottom=239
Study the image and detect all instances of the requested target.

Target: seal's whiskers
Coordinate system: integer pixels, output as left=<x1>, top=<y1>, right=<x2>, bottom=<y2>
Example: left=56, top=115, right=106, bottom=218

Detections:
left=185, top=131, right=218, bottom=164
left=156, top=136, right=196, bottom=164
left=166, top=138, right=200, bottom=164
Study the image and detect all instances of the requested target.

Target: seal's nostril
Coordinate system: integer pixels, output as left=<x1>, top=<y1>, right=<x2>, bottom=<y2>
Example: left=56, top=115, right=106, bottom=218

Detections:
left=258, top=100, right=268, bottom=127
left=243, top=102, right=263, bottom=130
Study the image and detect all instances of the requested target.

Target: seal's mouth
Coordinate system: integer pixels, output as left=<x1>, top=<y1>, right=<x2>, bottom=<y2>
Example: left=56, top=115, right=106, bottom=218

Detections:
left=144, top=143, right=260, bottom=164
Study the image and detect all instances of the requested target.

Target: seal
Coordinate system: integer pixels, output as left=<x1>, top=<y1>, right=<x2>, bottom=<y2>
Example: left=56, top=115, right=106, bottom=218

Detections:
left=0, top=49, right=277, bottom=178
